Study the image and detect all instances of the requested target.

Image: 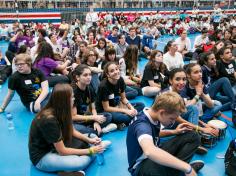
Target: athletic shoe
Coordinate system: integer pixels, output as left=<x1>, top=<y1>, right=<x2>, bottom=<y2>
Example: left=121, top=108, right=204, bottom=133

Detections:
left=102, top=123, right=117, bottom=133
left=58, top=170, right=85, bottom=176
left=190, top=160, right=204, bottom=173
left=101, top=140, right=112, bottom=149
left=195, top=146, right=208, bottom=155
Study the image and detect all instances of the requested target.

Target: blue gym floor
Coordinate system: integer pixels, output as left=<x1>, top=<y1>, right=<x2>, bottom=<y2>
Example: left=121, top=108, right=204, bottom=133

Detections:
left=0, top=34, right=235, bottom=176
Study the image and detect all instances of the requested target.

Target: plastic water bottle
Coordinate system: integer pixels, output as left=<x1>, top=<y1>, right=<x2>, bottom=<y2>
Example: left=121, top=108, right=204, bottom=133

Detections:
left=6, top=112, right=14, bottom=130
left=96, top=152, right=104, bottom=165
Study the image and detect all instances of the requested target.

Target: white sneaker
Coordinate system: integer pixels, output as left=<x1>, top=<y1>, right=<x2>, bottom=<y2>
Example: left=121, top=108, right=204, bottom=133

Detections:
left=102, top=123, right=117, bottom=133
left=101, top=140, right=112, bottom=149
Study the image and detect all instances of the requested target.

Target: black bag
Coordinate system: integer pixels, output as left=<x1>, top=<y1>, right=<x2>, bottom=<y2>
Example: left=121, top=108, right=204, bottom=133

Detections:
left=225, top=139, right=236, bottom=176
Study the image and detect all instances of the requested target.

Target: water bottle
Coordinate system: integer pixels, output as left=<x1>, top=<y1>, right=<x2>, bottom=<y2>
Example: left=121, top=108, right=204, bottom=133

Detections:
left=6, top=112, right=14, bottom=130
left=96, top=152, right=104, bottom=165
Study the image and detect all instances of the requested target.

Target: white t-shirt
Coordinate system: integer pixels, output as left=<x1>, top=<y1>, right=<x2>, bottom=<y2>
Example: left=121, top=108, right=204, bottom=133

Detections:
left=175, top=37, right=192, bottom=51
left=163, top=52, right=184, bottom=71
left=193, top=35, right=209, bottom=51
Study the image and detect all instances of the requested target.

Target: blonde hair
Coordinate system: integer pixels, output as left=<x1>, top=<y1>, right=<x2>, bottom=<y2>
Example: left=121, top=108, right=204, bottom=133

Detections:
left=15, top=53, right=32, bottom=66
left=152, top=92, right=186, bottom=114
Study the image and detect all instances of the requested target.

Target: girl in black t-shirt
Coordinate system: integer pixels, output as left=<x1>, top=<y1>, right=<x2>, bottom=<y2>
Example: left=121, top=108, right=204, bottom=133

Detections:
left=29, top=84, right=105, bottom=174
left=199, top=51, right=235, bottom=111
left=141, top=50, right=168, bottom=97
left=182, top=63, right=222, bottom=123
left=96, top=62, right=145, bottom=126
left=72, top=64, right=116, bottom=136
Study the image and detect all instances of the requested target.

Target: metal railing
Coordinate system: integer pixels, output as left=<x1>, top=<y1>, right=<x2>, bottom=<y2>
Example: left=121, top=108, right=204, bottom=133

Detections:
left=0, top=0, right=234, bottom=9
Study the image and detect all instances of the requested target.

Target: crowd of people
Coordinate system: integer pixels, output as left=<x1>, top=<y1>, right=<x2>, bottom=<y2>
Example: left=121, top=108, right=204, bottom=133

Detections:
left=0, top=3, right=236, bottom=176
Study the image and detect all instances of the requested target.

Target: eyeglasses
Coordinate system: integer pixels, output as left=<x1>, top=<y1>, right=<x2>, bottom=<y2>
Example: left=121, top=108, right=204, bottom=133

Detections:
left=15, top=63, right=27, bottom=67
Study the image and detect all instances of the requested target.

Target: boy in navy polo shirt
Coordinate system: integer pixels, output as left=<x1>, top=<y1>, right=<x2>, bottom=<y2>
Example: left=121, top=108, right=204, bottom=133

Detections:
left=126, top=92, right=204, bottom=176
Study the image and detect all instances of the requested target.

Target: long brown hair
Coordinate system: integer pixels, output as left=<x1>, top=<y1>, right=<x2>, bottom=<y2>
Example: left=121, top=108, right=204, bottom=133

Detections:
left=123, top=45, right=138, bottom=76
left=148, top=50, right=166, bottom=73
left=36, top=84, right=73, bottom=145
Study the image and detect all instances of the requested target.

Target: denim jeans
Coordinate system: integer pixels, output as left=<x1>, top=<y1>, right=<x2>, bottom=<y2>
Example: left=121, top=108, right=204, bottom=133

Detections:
left=108, top=102, right=145, bottom=125
left=35, top=151, right=94, bottom=172
left=200, top=100, right=222, bottom=123
left=73, top=112, right=112, bottom=136
left=181, top=105, right=199, bottom=125
left=208, top=77, right=235, bottom=111
left=90, top=73, right=100, bottom=94
left=136, top=131, right=200, bottom=176
left=125, top=86, right=138, bottom=100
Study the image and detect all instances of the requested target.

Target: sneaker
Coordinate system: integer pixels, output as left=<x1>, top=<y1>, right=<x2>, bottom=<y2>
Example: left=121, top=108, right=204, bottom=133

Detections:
left=195, top=146, right=208, bottom=155
left=101, top=140, right=112, bottom=149
left=58, top=170, right=85, bottom=176
left=117, top=123, right=126, bottom=131
left=102, top=123, right=117, bottom=133
left=190, top=160, right=204, bottom=173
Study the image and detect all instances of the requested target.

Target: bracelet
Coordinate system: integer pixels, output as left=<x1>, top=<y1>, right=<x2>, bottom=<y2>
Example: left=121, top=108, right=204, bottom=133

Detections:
left=195, top=125, right=199, bottom=133
left=88, top=147, right=95, bottom=155
left=185, top=166, right=192, bottom=174
left=194, top=95, right=200, bottom=102
left=0, top=107, right=4, bottom=112
left=85, top=116, right=89, bottom=122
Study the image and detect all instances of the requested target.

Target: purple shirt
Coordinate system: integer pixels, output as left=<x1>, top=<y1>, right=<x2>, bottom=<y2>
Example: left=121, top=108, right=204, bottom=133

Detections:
left=15, top=36, right=31, bottom=49
left=33, top=57, right=58, bottom=77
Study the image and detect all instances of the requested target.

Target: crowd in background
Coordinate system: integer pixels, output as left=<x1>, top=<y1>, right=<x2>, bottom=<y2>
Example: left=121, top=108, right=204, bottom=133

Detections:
left=0, top=3, right=235, bottom=175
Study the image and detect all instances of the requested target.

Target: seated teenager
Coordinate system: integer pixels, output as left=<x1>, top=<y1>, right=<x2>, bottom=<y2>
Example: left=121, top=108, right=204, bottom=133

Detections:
left=216, top=47, right=236, bottom=95
left=163, top=40, right=184, bottom=71
left=28, top=83, right=106, bottom=175
left=0, top=54, right=49, bottom=113
left=0, top=50, right=11, bottom=84
left=164, top=68, right=219, bottom=136
left=126, top=92, right=204, bottom=176
left=96, top=62, right=145, bottom=127
left=141, top=50, right=169, bottom=97
left=33, top=41, right=70, bottom=87
left=82, top=48, right=103, bottom=93
left=180, top=63, right=222, bottom=123
left=71, top=64, right=117, bottom=136
left=199, top=51, right=236, bottom=111
left=119, top=45, right=141, bottom=98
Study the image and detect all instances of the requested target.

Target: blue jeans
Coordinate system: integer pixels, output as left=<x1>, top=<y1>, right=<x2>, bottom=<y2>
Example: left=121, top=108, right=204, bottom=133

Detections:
left=73, top=112, right=112, bottom=135
left=181, top=105, right=199, bottom=125
left=108, top=102, right=145, bottom=125
left=208, top=77, right=235, bottom=111
left=125, top=86, right=138, bottom=100
left=90, top=73, right=100, bottom=94
left=35, top=151, right=94, bottom=172
left=200, top=100, right=222, bottom=123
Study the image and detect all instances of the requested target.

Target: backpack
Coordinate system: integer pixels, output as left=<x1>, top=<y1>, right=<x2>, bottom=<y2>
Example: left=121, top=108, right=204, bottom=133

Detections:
left=224, top=139, right=236, bottom=176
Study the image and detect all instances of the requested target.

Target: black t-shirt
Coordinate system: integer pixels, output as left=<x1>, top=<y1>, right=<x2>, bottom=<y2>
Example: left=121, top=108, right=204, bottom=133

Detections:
left=74, top=85, right=96, bottom=115
left=141, top=64, right=168, bottom=89
left=180, top=82, right=208, bottom=100
left=201, top=65, right=217, bottom=89
left=8, top=68, right=46, bottom=108
left=28, top=116, right=62, bottom=166
left=96, top=77, right=126, bottom=113
left=216, top=60, right=236, bottom=85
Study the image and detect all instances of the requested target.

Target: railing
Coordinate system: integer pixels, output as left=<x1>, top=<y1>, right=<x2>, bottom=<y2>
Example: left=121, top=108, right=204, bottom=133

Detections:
left=0, top=0, right=235, bottom=9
